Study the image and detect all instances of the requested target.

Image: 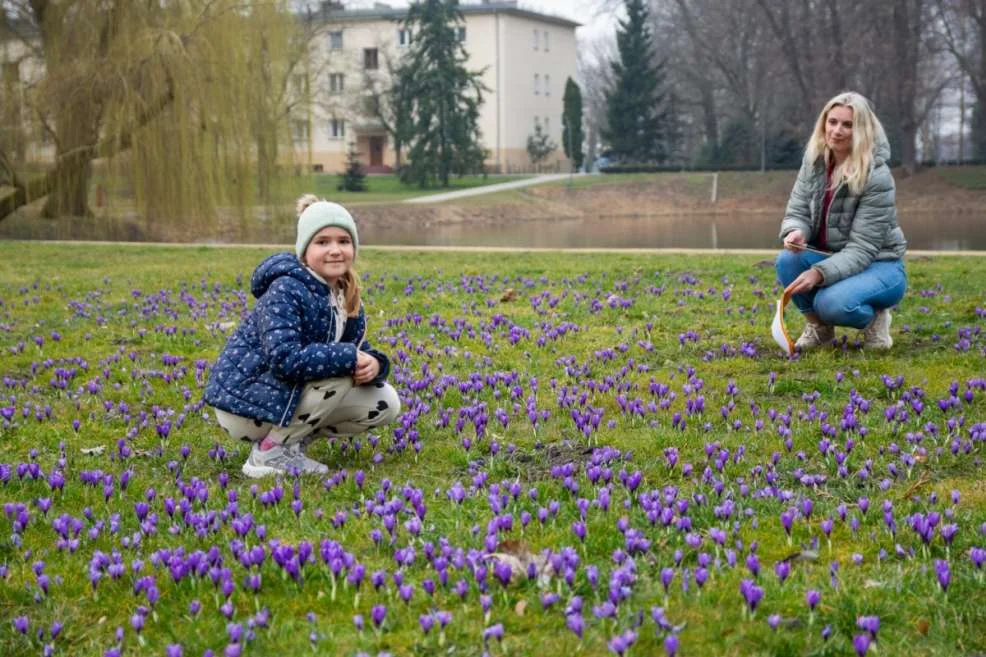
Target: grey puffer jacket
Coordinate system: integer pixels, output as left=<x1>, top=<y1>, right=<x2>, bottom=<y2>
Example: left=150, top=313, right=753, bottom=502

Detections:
left=779, top=136, right=907, bottom=285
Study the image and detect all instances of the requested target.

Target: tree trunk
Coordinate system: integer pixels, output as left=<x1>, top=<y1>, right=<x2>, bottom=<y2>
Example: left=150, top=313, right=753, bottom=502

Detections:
left=40, top=158, right=93, bottom=218
left=40, top=104, right=99, bottom=218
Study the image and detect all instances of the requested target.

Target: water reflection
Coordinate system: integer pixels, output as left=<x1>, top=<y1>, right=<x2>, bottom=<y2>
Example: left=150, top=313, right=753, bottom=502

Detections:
left=362, top=212, right=986, bottom=251
left=2, top=210, right=984, bottom=251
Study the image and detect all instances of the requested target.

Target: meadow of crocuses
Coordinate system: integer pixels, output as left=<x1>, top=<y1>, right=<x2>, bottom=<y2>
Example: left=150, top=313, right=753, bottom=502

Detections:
left=1, top=243, right=984, bottom=657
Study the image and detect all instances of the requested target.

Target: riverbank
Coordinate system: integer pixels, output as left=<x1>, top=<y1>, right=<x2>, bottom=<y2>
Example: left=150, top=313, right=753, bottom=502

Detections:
left=1, top=166, right=984, bottom=245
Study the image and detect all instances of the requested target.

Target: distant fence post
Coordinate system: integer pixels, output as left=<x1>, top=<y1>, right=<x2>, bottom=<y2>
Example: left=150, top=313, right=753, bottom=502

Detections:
left=710, top=172, right=719, bottom=204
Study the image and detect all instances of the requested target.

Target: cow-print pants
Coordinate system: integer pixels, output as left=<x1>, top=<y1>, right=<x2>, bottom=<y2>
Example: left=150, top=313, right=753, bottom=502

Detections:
left=214, top=377, right=400, bottom=446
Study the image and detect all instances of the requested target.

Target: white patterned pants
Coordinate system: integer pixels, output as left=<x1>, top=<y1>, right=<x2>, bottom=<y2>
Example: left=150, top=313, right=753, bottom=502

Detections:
left=214, top=378, right=400, bottom=446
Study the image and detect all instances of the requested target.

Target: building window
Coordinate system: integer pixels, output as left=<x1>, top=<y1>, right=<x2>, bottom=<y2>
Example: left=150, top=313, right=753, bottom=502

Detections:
left=533, top=29, right=539, bottom=50
left=544, top=31, right=549, bottom=52
left=544, top=117, right=550, bottom=134
left=292, top=119, right=310, bottom=143
left=329, top=31, right=343, bottom=50
left=292, top=74, right=309, bottom=97
left=329, top=73, right=345, bottom=95
left=330, top=118, right=345, bottom=139
left=456, top=26, right=466, bottom=42
left=364, top=48, right=379, bottom=70
left=362, top=95, right=381, bottom=115
left=398, top=28, right=412, bottom=47
left=534, top=116, right=540, bottom=131
left=545, top=74, right=551, bottom=96
left=534, top=73, right=540, bottom=95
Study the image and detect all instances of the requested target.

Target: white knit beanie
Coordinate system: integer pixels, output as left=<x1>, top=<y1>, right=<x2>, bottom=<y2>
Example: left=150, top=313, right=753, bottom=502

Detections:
left=295, top=201, right=360, bottom=259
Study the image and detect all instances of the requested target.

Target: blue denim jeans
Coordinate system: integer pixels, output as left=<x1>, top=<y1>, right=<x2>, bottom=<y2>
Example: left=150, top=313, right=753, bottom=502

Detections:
left=775, top=250, right=907, bottom=329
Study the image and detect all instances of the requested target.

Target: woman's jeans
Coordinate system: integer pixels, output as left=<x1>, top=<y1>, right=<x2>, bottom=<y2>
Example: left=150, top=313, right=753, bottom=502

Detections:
left=775, top=250, right=907, bottom=329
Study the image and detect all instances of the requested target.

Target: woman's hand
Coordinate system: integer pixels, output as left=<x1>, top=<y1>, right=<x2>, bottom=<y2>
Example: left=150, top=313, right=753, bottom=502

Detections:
left=783, top=231, right=808, bottom=251
left=354, top=351, right=381, bottom=385
left=785, top=268, right=823, bottom=295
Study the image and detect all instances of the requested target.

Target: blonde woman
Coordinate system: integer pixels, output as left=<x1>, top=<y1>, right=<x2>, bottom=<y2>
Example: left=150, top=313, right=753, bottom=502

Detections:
left=777, top=92, right=907, bottom=351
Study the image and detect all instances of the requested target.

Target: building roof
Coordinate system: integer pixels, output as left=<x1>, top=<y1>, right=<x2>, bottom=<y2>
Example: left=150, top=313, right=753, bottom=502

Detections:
left=319, top=1, right=581, bottom=30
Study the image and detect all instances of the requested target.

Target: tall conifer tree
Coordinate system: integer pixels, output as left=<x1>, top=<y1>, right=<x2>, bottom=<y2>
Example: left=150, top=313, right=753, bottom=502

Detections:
left=603, top=0, right=672, bottom=163
left=395, top=0, right=487, bottom=187
left=562, top=77, right=585, bottom=171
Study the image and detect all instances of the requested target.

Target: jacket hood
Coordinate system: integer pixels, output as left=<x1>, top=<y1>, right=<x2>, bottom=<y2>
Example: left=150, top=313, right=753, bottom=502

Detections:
left=250, top=252, right=327, bottom=298
left=872, top=132, right=891, bottom=167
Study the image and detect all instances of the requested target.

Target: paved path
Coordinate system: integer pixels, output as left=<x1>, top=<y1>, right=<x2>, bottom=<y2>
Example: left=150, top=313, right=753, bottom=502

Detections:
left=403, top=173, right=581, bottom=203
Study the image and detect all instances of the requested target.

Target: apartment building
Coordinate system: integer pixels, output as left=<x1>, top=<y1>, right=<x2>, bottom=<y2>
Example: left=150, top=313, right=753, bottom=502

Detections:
left=306, top=1, right=580, bottom=173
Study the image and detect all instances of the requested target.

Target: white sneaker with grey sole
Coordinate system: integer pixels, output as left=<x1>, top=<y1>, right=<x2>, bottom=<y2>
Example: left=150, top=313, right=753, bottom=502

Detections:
left=241, top=441, right=329, bottom=478
left=863, top=309, right=893, bottom=350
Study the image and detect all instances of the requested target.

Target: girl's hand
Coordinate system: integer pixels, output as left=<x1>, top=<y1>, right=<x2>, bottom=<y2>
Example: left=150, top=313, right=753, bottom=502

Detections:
left=783, top=231, right=808, bottom=251
left=354, top=351, right=380, bottom=385
left=785, top=268, right=823, bottom=295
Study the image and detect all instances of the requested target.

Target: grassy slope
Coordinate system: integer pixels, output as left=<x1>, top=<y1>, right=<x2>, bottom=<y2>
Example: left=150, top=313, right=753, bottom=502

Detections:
left=0, top=244, right=984, bottom=657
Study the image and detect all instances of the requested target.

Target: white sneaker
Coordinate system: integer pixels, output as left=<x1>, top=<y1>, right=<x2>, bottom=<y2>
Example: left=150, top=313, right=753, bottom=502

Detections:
left=241, top=440, right=329, bottom=478
left=863, top=309, right=893, bottom=350
left=795, top=320, right=835, bottom=351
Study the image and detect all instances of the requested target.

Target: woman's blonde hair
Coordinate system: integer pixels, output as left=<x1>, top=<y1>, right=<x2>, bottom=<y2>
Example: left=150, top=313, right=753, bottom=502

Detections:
left=296, top=193, right=362, bottom=315
left=804, top=91, right=887, bottom=195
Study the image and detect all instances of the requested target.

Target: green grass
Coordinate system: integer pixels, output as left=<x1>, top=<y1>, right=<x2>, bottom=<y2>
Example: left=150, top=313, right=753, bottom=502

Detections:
left=0, top=244, right=984, bottom=657
left=268, top=173, right=532, bottom=205
left=930, top=165, right=986, bottom=190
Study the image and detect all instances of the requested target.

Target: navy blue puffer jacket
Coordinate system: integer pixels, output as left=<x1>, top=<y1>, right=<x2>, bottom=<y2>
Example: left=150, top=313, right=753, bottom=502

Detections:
left=204, top=252, right=391, bottom=426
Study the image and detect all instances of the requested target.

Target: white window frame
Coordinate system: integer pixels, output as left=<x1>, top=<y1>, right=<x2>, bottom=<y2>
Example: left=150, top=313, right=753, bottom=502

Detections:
left=330, top=118, right=345, bottom=139
left=544, top=117, right=550, bottom=135
left=292, top=119, right=310, bottom=143
left=329, top=31, right=343, bottom=50
left=328, top=73, right=344, bottom=95
left=533, top=29, right=539, bottom=50
left=398, top=28, right=412, bottom=48
left=534, top=73, right=540, bottom=95
left=456, top=26, right=466, bottom=42
left=545, top=74, right=551, bottom=96
left=544, top=31, right=550, bottom=52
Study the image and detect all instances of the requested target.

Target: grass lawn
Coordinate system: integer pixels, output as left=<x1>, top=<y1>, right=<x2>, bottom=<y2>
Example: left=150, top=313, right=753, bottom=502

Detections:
left=0, top=243, right=984, bottom=657
left=273, top=173, right=532, bottom=205
left=929, top=165, right=986, bottom=190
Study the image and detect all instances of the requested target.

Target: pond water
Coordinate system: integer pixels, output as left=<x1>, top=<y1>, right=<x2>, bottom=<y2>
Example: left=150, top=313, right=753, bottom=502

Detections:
left=2, top=210, right=984, bottom=251
left=362, top=211, right=986, bottom=251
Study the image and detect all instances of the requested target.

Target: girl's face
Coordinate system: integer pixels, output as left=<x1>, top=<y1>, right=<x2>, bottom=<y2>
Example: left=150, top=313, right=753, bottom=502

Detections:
left=824, top=105, right=854, bottom=161
left=304, top=226, right=354, bottom=285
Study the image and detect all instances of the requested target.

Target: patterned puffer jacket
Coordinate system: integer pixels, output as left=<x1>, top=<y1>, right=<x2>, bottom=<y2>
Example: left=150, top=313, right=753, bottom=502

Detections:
left=204, top=252, right=391, bottom=426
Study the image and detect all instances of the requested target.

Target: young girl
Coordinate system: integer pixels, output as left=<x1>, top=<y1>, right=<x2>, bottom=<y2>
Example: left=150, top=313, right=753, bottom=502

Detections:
left=205, top=195, right=400, bottom=477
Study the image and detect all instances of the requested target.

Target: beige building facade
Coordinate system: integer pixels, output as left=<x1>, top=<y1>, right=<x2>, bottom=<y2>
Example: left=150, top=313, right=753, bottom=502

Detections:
left=304, top=1, right=579, bottom=174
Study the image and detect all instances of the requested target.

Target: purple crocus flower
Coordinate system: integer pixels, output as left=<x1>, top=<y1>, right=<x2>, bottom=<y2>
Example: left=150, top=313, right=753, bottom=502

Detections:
left=853, top=633, right=871, bottom=656
left=371, top=605, right=387, bottom=628
left=774, top=560, right=790, bottom=584
left=483, top=623, right=504, bottom=643
left=935, top=560, right=951, bottom=592
left=566, top=613, right=584, bottom=639
left=166, top=644, right=183, bottom=657
left=739, top=579, right=763, bottom=612
left=663, top=633, right=679, bottom=656
left=805, top=589, right=821, bottom=611
left=856, top=615, right=880, bottom=640
left=13, top=615, right=28, bottom=634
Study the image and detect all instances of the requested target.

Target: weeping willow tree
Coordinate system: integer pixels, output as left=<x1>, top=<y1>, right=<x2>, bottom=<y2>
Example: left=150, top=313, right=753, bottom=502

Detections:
left=0, top=0, right=303, bottom=223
